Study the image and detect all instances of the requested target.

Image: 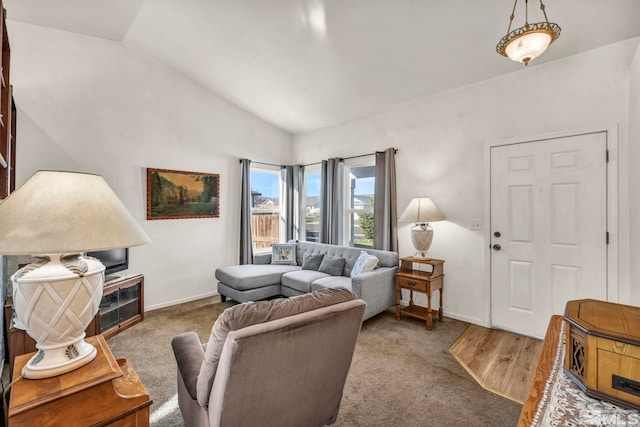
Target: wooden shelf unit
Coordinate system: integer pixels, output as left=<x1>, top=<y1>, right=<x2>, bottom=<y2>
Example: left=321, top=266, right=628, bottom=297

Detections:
left=395, top=257, right=445, bottom=330
left=100, top=274, right=145, bottom=339
left=0, top=0, right=15, bottom=198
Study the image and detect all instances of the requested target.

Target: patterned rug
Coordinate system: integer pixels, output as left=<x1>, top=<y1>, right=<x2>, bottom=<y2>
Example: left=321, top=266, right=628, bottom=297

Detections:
left=531, top=321, right=639, bottom=426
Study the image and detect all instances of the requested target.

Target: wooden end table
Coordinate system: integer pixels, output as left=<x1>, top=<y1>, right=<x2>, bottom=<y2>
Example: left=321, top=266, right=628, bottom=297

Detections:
left=8, top=335, right=152, bottom=426
left=395, top=257, right=445, bottom=330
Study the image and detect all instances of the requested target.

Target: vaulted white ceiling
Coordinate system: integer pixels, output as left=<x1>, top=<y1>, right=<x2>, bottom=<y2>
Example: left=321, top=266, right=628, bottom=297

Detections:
left=5, top=0, right=640, bottom=134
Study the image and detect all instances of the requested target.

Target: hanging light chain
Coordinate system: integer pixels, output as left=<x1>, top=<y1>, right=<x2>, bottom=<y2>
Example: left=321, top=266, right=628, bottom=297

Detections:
left=539, top=0, right=550, bottom=23
left=506, top=0, right=518, bottom=34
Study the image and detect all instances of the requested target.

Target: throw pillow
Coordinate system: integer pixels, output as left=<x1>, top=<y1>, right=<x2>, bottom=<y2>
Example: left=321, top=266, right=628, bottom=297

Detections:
left=271, top=243, right=296, bottom=265
left=350, top=251, right=379, bottom=277
left=302, top=253, right=324, bottom=271
left=318, top=256, right=346, bottom=276
left=196, top=287, right=357, bottom=407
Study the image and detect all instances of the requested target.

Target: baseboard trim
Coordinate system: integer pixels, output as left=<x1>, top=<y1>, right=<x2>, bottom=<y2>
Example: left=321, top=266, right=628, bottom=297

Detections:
left=146, top=291, right=220, bottom=312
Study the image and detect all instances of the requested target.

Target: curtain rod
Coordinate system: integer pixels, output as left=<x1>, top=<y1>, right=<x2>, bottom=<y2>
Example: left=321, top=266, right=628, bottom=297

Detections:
left=240, top=148, right=398, bottom=168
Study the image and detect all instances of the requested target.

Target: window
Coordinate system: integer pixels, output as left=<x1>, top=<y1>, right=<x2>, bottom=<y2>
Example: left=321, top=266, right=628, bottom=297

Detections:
left=345, top=161, right=375, bottom=248
left=304, top=168, right=321, bottom=242
left=250, top=167, right=283, bottom=252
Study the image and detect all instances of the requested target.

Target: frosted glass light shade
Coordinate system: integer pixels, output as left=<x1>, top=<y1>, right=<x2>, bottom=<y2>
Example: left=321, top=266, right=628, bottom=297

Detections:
left=0, top=170, right=150, bottom=254
left=505, top=31, right=552, bottom=64
left=497, top=20, right=561, bottom=65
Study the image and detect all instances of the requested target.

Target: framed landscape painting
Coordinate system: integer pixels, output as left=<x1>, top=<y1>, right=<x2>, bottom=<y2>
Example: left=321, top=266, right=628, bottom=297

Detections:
left=147, top=168, right=220, bottom=220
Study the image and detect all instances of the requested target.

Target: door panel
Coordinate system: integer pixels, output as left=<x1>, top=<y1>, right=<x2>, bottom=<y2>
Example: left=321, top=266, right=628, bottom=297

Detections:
left=490, top=132, right=607, bottom=338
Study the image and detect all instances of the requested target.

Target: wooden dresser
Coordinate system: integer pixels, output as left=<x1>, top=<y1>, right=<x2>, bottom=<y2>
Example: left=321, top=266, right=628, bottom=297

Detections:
left=8, top=335, right=152, bottom=426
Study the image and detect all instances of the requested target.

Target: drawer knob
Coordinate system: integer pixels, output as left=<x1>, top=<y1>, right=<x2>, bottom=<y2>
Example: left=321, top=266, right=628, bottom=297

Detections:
left=408, top=281, right=416, bottom=286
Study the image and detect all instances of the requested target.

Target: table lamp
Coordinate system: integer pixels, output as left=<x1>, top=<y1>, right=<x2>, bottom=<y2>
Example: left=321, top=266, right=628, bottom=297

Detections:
left=0, top=171, right=150, bottom=379
left=399, top=197, right=445, bottom=259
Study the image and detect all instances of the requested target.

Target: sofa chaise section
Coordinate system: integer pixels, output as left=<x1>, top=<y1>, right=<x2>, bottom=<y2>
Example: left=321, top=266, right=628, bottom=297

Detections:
left=216, top=264, right=300, bottom=303
left=215, top=241, right=399, bottom=320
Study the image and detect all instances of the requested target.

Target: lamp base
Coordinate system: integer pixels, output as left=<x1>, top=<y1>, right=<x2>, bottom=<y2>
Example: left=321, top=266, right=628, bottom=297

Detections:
left=410, top=223, right=434, bottom=260
left=412, top=252, right=432, bottom=260
left=11, top=254, right=105, bottom=379
left=22, top=334, right=97, bottom=379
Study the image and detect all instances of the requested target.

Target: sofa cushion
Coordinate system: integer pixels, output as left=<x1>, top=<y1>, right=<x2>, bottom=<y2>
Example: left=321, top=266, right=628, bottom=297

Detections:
left=197, top=287, right=357, bottom=407
left=318, top=256, right=346, bottom=276
left=312, top=276, right=353, bottom=292
left=350, top=251, right=379, bottom=277
left=271, top=243, right=297, bottom=265
left=281, top=270, right=330, bottom=293
left=292, top=240, right=398, bottom=277
left=215, top=264, right=300, bottom=290
left=302, top=253, right=324, bottom=270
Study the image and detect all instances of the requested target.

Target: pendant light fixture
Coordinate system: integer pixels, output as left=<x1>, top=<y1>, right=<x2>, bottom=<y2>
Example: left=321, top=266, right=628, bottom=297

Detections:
left=496, top=0, right=561, bottom=65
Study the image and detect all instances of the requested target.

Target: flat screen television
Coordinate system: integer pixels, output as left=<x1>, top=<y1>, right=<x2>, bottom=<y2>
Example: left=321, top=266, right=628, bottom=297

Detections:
left=87, top=248, right=129, bottom=276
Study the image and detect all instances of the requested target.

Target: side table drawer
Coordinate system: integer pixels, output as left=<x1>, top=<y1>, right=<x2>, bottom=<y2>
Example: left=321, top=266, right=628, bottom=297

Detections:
left=396, top=276, right=427, bottom=292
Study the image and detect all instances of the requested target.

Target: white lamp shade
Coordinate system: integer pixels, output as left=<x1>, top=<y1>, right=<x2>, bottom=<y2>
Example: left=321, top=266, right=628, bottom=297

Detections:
left=399, top=197, right=445, bottom=224
left=0, top=170, right=150, bottom=255
left=505, top=31, right=552, bottom=63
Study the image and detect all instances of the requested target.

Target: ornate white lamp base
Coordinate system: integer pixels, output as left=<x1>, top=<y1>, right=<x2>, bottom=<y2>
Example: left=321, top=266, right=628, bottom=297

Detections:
left=410, top=223, right=434, bottom=260
left=23, top=334, right=97, bottom=379
left=11, top=254, right=105, bottom=379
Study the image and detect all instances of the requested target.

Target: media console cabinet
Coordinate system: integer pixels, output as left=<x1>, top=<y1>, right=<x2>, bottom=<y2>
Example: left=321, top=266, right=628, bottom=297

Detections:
left=100, top=274, right=145, bottom=339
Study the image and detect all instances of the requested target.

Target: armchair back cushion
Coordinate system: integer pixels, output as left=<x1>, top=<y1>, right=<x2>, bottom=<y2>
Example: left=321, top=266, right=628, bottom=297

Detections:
left=197, top=287, right=358, bottom=407
left=209, top=297, right=366, bottom=427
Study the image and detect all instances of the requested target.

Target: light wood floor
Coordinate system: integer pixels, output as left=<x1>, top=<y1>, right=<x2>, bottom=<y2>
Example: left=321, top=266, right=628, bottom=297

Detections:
left=449, top=324, right=543, bottom=403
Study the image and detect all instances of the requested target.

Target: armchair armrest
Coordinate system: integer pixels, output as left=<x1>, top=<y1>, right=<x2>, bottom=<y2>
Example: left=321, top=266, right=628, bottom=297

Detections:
left=171, top=331, right=205, bottom=400
left=351, top=266, right=398, bottom=320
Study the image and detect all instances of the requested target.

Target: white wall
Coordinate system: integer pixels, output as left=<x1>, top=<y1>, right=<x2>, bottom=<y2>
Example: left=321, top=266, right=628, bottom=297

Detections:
left=293, top=39, right=638, bottom=325
left=629, top=41, right=640, bottom=306
left=9, top=21, right=292, bottom=310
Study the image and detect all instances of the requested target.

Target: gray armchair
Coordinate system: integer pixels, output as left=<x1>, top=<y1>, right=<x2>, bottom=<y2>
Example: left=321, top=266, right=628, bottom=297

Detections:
left=171, top=288, right=366, bottom=427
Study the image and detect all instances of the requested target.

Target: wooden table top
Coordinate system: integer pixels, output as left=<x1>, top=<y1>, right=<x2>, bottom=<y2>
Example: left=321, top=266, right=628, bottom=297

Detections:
left=517, top=315, right=563, bottom=426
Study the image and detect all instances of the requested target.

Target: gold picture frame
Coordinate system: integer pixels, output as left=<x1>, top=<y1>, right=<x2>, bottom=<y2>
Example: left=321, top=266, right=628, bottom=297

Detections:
left=147, top=168, right=220, bottom=220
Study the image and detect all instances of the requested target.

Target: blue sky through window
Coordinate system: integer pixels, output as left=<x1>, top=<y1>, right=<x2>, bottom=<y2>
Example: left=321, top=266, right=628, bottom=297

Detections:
left=251, top=171, right=279, bottom=198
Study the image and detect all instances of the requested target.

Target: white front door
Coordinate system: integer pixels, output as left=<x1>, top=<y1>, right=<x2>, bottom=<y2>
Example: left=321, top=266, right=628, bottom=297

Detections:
left=490, top=132, right=608, bottom=338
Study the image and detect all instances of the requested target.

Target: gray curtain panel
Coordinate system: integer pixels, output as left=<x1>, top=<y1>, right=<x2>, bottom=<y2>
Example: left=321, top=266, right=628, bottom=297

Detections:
left=374, top=148, right=398, bottom=251
left=282, top=164, right=305, bottom=241
left=239, top=158, right=254, bottom=264
left=320, top=158, right=344, bottom=245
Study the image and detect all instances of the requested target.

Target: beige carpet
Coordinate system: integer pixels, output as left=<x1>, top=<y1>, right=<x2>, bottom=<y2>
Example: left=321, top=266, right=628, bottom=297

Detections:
left=107, top=296, right=522, bottom=426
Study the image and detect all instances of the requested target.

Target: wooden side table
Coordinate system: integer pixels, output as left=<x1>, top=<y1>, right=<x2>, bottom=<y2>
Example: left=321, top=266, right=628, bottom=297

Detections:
left=8, top=335, right=152, bottom=426
left=395, top=257, right=445, bottom=330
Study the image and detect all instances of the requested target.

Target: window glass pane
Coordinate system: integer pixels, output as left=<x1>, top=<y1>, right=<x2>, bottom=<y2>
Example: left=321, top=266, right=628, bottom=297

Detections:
left=304, top=172, right=320, bottom=242
left=347, top=165, right=375, bottom=248
left=250, top=169, right=281, bottom=252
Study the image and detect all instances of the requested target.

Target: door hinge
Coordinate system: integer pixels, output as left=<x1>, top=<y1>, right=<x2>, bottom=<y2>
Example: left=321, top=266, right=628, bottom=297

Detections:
left=606, top=232, right=610, bottom=244
left=606, top=149, right=610, bottom=163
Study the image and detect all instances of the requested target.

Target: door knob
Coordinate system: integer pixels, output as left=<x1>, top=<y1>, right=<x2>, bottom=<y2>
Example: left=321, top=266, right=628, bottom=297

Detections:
left=494, top=231, right=501, bottom=238
left=492, top=244, right=501, bottom=251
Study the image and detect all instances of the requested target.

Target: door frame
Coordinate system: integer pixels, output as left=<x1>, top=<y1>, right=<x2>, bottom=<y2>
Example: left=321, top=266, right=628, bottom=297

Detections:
left=482, top=124, right=621, bottom=329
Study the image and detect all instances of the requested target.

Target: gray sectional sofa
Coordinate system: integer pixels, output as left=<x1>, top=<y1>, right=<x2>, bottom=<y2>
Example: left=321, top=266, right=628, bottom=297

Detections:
left=215, top=241, right=399, bottom=320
